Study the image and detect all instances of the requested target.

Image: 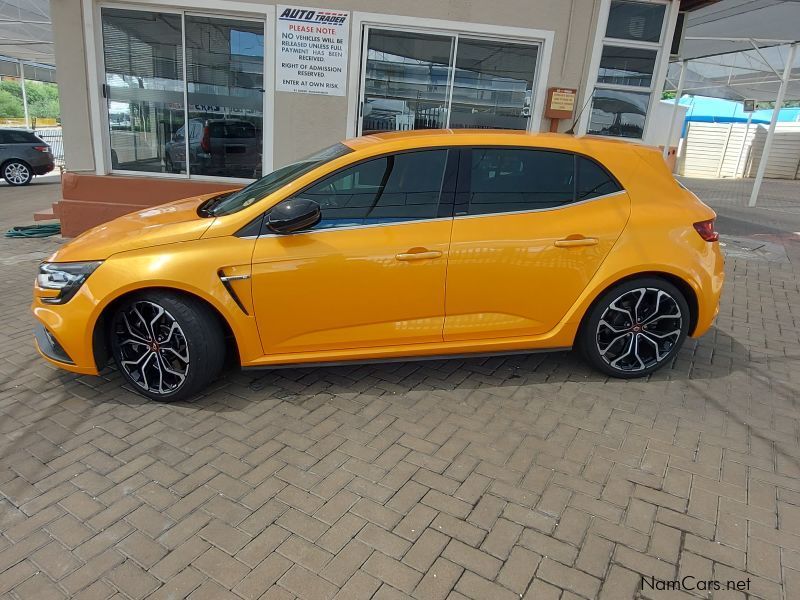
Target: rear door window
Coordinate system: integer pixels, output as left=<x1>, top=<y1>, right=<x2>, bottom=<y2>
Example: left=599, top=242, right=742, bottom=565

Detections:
left=465, top=148, right=575, bottom=215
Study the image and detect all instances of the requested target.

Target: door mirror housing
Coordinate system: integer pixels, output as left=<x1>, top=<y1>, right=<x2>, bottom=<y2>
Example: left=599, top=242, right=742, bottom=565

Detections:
left=266, top=198, right=322, bottom=234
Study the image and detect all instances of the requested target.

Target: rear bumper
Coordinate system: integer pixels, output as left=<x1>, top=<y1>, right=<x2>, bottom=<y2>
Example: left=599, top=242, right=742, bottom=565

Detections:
left=32, top=162, right=55, bottom=175
left=690, top=243, right=725, bottom=338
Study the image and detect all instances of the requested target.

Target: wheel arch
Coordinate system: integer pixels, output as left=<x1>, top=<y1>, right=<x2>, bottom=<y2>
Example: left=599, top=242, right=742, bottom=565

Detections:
left=92, top=286, right=240, bottom=370
left=576, top=271, right=700, bottom=340
left=1, top=157, right=32, bottom=178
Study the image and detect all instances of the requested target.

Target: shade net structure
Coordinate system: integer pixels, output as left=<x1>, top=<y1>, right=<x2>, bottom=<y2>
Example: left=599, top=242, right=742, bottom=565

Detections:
left=665, top=43, right=800, bottom=102
left=661, top=0, right=800, bottom=207
left=0, top=0, right=53, bottom=66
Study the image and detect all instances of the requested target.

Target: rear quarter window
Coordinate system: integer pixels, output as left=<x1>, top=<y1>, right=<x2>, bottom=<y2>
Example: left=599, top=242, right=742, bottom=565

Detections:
left=0, top=130, right=41, bottom=144
left=576, top=156, right=622, bottom=200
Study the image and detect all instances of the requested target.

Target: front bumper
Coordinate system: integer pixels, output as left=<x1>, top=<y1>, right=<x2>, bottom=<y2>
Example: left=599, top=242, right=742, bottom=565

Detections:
left=33, top=321, right=74, bottom=365
left=32, top=299, right=101, bottom=375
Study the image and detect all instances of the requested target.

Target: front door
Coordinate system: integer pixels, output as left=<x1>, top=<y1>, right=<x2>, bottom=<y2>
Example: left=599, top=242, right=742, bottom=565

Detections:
left=251, top=148, right=455, bottom=355
left=444, top=147, right=630, bottom=341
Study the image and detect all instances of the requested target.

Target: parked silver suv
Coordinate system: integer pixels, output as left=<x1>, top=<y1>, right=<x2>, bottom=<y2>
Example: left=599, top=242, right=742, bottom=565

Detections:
left=0, top=128, right=55, bottom=186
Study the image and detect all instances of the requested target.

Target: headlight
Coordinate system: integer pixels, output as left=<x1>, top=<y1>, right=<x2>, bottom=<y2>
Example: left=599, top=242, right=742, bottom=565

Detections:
left=37, top=261, right=102, bottom=304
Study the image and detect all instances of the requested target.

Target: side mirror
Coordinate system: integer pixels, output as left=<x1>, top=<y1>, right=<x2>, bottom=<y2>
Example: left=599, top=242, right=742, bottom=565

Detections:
left=266, top=198, right=321, bottom=234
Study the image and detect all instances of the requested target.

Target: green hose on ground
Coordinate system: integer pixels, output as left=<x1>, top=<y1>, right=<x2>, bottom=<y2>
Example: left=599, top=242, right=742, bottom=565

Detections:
left=5, top=223, right=61, bottom=238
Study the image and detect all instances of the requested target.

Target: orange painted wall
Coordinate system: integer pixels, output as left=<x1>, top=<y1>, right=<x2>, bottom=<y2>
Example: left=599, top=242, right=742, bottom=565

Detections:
left=54, top=173, right=244, bottom=236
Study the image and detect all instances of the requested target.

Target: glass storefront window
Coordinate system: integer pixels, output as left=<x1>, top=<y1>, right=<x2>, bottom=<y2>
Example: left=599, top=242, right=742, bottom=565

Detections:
left=587, top=1, right=669, bottom=140
left=102, top=9, right=185, bottom=173
left=449, top=39, right=538, bottom=130
left=605, top=0, right=666, bottom=43
left=102, top=8, right=265, bottom=179
left=362, top=30, right=454, bottom=134
left=184, top=16, right=264, bottom=178
left=587, top=88, right=650, bottom=139
left=597, top=45, right=657, bottom=88
left=361, top=29, right=539, bottom=134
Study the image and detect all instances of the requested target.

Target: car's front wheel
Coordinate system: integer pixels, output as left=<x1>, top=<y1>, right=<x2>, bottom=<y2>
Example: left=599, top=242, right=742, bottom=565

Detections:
left=109, top=292, right=225, bottom=401
left=579, top=278, right=690, bottom=378
left=3, top=160, right=32, bottom=186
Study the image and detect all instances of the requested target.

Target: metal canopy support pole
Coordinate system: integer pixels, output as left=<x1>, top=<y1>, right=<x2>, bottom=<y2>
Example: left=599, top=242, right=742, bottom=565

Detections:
left=18, top=60, right=29, bottom=128
left=663, top=60, right=686, bottom=161
left=749, top=43, right=797, bottom=207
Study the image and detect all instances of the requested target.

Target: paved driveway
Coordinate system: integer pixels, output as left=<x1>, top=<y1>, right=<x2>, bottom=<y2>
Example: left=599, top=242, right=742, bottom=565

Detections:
left=1, top=179, right=799, bottom=600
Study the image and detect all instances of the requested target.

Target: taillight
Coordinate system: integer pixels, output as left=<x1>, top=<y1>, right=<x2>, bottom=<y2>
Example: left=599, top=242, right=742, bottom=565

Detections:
left=33, top=145, right=50, bottom=153
left=693, top=219, right=719, bottom=242
left=200, top=125, right=211, bottom=153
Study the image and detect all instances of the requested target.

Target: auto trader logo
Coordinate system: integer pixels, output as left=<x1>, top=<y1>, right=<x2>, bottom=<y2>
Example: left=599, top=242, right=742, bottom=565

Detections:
left=279, top=7, right=347, bottom=25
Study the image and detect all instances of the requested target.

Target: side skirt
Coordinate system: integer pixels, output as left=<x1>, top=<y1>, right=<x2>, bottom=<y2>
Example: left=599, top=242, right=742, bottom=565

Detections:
left=241, top=346, right=572, bottom=371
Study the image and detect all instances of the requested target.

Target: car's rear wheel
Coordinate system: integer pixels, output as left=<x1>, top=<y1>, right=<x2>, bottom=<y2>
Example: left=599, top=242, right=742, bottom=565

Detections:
left=109, top=292, right=225, bottom=401
left=3, top=160, right=32, bottom=186
left=579, top=278, right=690, bottom=378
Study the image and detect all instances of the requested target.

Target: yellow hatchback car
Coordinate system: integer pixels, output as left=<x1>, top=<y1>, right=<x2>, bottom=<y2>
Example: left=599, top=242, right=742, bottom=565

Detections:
left=33, top=130, right=724, bottom=401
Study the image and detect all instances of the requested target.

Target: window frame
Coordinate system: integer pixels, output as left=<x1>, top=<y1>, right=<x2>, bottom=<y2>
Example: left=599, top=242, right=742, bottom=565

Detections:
left=357, top=26, right=542, bottom=135
left=577, top=0, right=680, bottom=142
left=256, top=146, right=460, bottom=237
left=87, top=0, right=275, bottom=181
left=454, top=146, right=624, bottom=219
left=346, top=13, right=555, bottom=138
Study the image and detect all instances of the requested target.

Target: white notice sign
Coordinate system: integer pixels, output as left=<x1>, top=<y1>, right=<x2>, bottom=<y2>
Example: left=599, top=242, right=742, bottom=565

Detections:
left=277, top=6, right=349, bottom=96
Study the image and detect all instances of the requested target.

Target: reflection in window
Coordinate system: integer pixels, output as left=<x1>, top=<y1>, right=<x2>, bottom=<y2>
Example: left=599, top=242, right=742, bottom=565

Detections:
left=362, top=30, right=453, bottom=134
left=102, top=9, right=265, bottom=179
left=450, top=39, right=537, bottom=130
left=300, top=150, right=448, bottom=228
left=102, top=8, right=185, bottom=173
left=361, top=29, right=539, bottom=134
left=588, top=88, right=650, bottom=139
left=597, top=45, right=657, bottom=88
left=606, top=0, right=666, bottom=43
left=467, top=149, right=575, bottom=215
left=182, top=16, right=264, bottom=178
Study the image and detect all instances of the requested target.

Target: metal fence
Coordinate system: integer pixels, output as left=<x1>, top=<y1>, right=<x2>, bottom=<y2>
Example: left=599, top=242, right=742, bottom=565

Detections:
left=33, top=127, right=65, bottom=167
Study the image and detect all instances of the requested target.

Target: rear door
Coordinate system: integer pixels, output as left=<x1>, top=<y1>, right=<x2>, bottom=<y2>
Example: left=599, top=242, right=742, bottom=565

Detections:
left=444, top=147, right=630, bottom=341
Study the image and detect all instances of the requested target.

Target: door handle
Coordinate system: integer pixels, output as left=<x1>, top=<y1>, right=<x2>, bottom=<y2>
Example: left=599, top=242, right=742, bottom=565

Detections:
left=554, top=237, right=599, bottom=248
left=395, top=250, right=442, bottom=261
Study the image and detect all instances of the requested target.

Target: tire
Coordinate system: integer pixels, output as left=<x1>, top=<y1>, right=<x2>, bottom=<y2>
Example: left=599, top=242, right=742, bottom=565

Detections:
left=109, top=292, right=225, bottom=401
left=3, top=160, right=32, bottom=186
left=578, top=277, right=690, bottom=378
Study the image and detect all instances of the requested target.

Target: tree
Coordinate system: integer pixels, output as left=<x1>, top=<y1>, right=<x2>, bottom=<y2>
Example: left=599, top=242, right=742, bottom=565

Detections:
left=0, top=89, right=23, bottom=118
left=0, top=78, right=60, bottom=119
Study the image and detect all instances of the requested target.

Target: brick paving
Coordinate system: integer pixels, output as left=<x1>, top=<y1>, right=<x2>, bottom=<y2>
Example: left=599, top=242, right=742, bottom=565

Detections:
left=1, top=178, right=800, bottom=599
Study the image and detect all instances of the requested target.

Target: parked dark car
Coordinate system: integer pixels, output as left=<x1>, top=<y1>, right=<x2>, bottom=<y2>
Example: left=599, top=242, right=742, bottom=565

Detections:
left=164, top=118, right=261, bottom=178
left=0, top=128, right=55, bottom=186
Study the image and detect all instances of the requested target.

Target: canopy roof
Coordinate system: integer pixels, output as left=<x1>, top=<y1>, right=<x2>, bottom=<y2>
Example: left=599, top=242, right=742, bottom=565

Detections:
left=667, top=0, right=800, bottom=101
left=0, top=0, right=53, bottom=66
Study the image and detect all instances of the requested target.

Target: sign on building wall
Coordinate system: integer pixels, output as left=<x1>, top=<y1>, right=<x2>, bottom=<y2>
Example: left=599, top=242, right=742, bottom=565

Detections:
left=276, top=6, right=349, bottom=96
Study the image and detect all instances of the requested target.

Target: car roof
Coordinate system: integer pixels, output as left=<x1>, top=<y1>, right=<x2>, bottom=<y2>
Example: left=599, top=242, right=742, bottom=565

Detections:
left=342, top=129, right=643, bottom=155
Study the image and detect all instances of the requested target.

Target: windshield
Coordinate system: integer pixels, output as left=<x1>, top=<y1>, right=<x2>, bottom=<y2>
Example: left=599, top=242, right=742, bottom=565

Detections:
left=205, top=143, right=353, bottom=217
